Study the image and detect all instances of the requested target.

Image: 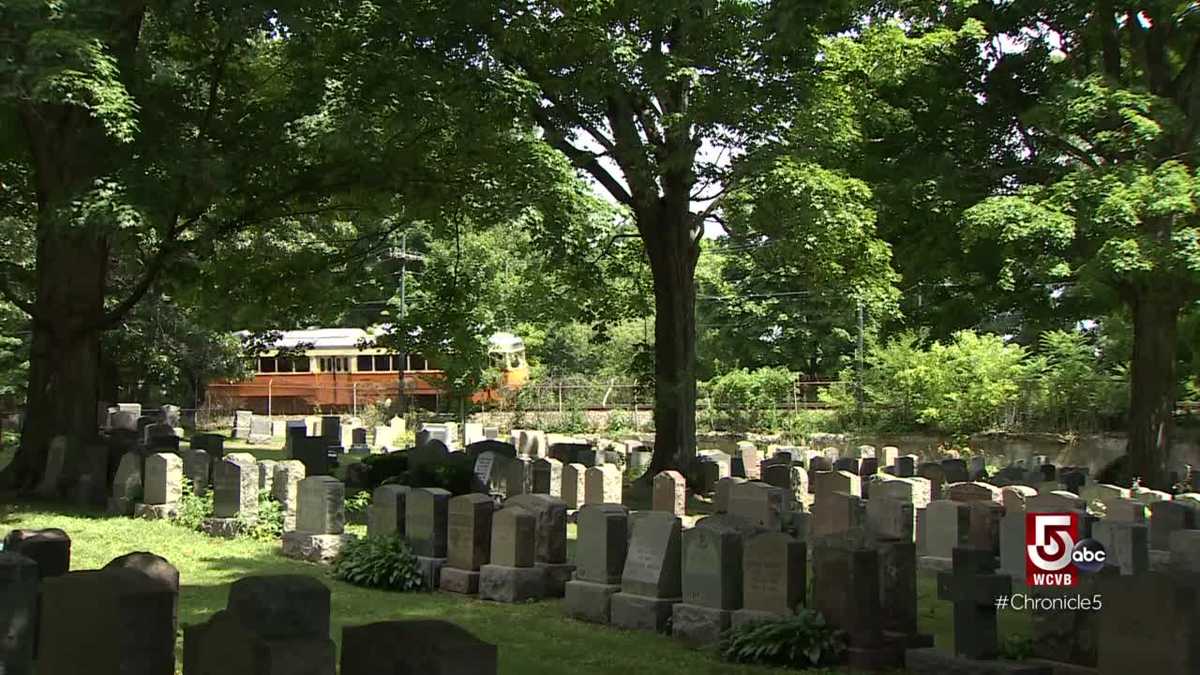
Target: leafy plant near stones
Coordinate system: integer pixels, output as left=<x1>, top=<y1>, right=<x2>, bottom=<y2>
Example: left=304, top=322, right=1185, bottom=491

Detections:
left=238, top=491, right=284, bottom=542
left=719, top=610, right=846, bottom=668
left=331, top=534, right=424, bottom=591
left=172, top=477, right=213, bottom=531
left=1000, top=635, right=1034, bottom=661
left=345, top=490, right=372, bottom=514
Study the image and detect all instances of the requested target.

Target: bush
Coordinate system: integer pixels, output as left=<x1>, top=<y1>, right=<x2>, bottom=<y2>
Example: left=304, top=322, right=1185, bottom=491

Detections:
left=172, top=477, right=212, bottom=531
left=331, top=535, right=424, bottom=591
left=719, top=610, right=846, bottom=668
left=345, top=489, right=372, bottom=514
left=702, top=367, right=795, bottom=432
left=359, top=452, right=410, bottom=488
left=239, top=490, right=284, bottom=542
left=403, top=459, right=477, bottom=495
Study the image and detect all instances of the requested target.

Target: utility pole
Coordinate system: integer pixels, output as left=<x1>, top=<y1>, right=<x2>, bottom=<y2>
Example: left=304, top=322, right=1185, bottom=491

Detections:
left=856, top=299, right=865, bottom=423
left=389, top=233, right=425, bottom=417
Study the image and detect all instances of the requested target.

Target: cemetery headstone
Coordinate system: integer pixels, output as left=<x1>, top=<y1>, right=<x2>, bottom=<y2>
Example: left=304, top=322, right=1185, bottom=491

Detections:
left=673, top=517, right=749, bottom=644
left=39, top=567, right=176, bottom=675
left=812, top=535, right=901, bottom=669
left=732, top=532, right=805, bottom=628
left=0, top=553, right=37, bottom=675
left=440, top=494, right=495, bottom=594
left=407, top=487, right=452, bottom=589
left=135, top=452, right=181, bottom=520
left=584, top=464, right=622, bottom=505
left=565, top=504, right=630, bottom=623
left=479, top=507, right=544, bottom=602
left=366, top=484, right=409, bottom=538
left=182, top=575, right=335, bottom=675
left=561, top=463, right=586, bottom=509
left=207, top=453, right=257, bottom=538
left=531, top=457, right=563, bottom=497
left=936, top=547, right=1010, bottom=660
left=340, top=620, right=497, bottom=675
left=652, top=470, right=686, bottom=516
left=107, top=452, right=142, bottom=516
left=609, top=512, right=682, bottom=634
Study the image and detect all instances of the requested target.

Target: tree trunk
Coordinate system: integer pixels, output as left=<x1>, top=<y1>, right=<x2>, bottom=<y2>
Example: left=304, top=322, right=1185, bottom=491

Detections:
left=643, top=211, right=699, bottom=479
left=4, top=232, right=108, bottom=490
left=1125, top=287, right=1180, bottom=489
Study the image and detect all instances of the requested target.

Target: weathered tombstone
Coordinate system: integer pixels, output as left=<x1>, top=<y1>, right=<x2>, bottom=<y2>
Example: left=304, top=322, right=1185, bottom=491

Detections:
left=937, top=547, right=1010, bottom=660
left=923, top=500, right=970, bottom=561
left=502, top=455, right=531, bottom=497
left=584, top=464, right=621, bottom=505
left=479, top=507, right=544, bottom=602
left=1096, top=570, right=1200, bottom=675
left=875, top=539, right=926, bottom=646
left=941, top=458, right=969, bottom=484
left=1149, top=500, right=1197, bottom=550
left=565, top=504, right=629, bottom=623
left=440, top=494, right=495, bottom=594
left=738, top=443, right=762, bottom=480
left=1093, top=518, right=1150, bottom=575
left=2, top=529, right=71, bottom=579
left=103, top=552, right=181, bottom=633
left=609, top=512, right=682, bottom=633
left=833, top=457, right=861, bottom=474
left=561, top=463, right=586, bottom=509
left=206, top=453, right=257, bottom=537
left=673, top=516, right=752, bottom=645
left=232, top=409, right=254, bottom=439
left=272, top=460, right=306, bottom=532
left=366, top=484, right=408, bottom=538
left=713, top=476, right=746, bottom=513
left=652, top=470, right=686, bottom=516
left=181, top=449, right=211, bottom=497
left=406, top=487, right=451, bottom=589
left=728, top=481, right=784, bottom=531
left=282, top=476, right=354, bottom=564
left=867, top=496, right=915, bottom=542
left=812, top=490, right=865, bottom=539
left=896, top=454, right=917, bottom=478
left=998, top=486, right=1039, bottom=578
left=190, top=432, right=225, bottom=459
left=762, top=463, right=811, bottom=512
left=108, top=452, right=143, bottom=516
left=947, top=481, right=1002, bottom=504
left=731, top=532, right=805, bottom=628
left=917, top=462, right=946, bottom=500
left=36, top=436, right=71, bottom=499
left=135, top=452, right=182, bottom=520
left=340, top=620, right=497, bottom=675
left=0, top=553, right=37, bottom=675
left=182, top=575, right=335, bottom=675
left=811, top=536, right=901, bottom=669
left=39, top=567, right=176, bottom=675
left=531, top=457, right=562, bottom=497
left=506, top=494, right=571, bottom=594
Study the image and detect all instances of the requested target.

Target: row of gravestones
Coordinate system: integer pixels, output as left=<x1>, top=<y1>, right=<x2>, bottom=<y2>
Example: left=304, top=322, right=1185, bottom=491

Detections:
left=671, top=456, right=1200, bottom=673
left=692, top=441, right=1200, bottom=566
left=0, top=528, right=497, bottom=674
left=105, top=448, right=308, bottom=535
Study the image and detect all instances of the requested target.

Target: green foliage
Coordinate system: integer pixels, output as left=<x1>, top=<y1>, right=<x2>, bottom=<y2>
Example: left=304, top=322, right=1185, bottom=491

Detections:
left=826, top=329, right=1127, bottom=435
left=359, top=453, right=409, bottom=490
left=1000, top=635, right=1034, bottom=662
left=172, top=477, right=213, bottom=532
left=403, top=460, right=477, bottom=496
left=238, top=490, right=285, bottom=543
left=701, top=367, right=795, bottom=432
left=331, top=534, right=424, bottom=592
left=719, top=610, right=846, bottom=668
left=345, top=490, right=372, bottom=515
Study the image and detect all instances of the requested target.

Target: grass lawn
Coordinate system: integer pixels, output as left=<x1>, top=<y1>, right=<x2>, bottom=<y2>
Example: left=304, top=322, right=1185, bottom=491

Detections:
left=1, top=500, right=1031, bottom=675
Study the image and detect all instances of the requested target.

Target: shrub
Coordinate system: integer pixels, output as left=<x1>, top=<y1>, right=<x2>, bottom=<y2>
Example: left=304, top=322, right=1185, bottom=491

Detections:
left=239, top=490, right=284, bottom=542
left=702, top=367, right=795, bottom=432
left=719, top=609, right=846, bottom=668
left=331, top=535, right=424, bottom=591
left=403, top=460, right=477, bottom=495
left=359, top=452, right=410, bottom=488
left=172, top=477, right=212, bottom=531
left=345, top=490, right=372, bottom=514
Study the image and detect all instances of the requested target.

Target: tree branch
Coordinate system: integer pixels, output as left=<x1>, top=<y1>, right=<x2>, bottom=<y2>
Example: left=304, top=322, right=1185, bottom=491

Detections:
left=0, top=263, right=35, bottom=316
left=535, top=107, right=634, bottom=206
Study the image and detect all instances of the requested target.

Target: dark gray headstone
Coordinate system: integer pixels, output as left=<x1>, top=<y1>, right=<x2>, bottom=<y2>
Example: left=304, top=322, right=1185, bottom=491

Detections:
left=3, top=529, right=71, bottom=579
left=406, top=488, right=451, bottom=558
left=340, top=620, right=497, bottom=675
left=936, top=547, right=1010, bottom=659
left=574, top=504, right=629, bottom=585
left=506, top=494, right=568, bottom=564
left=620, top=512, right=682, bottom=598
left=940, top=458, right=969, bottom=484
left=447, top=494, right=495, bottom=572
left=0, top=553, right=38, bottom=675
left=39, top=568, right=176, bottom=675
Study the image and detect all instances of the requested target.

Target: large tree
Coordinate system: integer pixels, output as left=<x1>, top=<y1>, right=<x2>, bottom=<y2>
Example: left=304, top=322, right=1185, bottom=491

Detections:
left=419, top=0, right=858, bottom=476
left=960, top=1, right=1200, bottom=487
left=0, top=1, right=575, bottom=489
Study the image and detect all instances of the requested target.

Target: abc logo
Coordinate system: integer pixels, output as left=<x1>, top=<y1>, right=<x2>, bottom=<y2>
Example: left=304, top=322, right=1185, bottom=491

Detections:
left=1071, top=538, right=1107, bottom=574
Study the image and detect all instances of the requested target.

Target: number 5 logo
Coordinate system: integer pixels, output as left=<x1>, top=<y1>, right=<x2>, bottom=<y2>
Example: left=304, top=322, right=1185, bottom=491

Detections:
left=1026, top=513, right=1075, bottom=571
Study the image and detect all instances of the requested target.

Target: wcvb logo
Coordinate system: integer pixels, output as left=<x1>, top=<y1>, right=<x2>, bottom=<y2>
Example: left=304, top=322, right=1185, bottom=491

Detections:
left=1025, top=512, right=1106, bottom=586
